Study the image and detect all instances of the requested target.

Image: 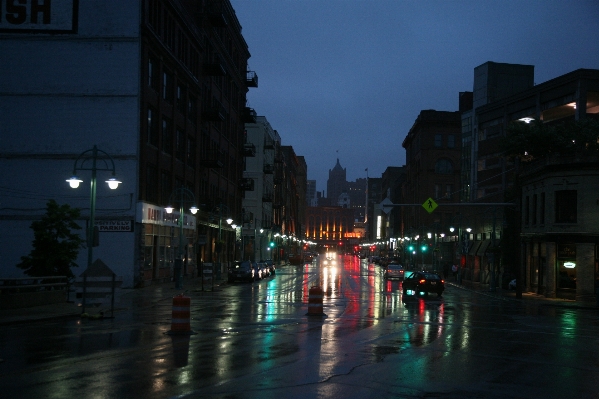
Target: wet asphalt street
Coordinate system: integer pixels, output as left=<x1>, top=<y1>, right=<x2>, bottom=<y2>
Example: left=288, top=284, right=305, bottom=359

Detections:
left=1, top=255, right=599, bottom=399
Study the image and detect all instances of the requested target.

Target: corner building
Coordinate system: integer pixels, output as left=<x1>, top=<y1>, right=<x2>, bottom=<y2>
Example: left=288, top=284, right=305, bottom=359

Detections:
left=0, top=0, right=256, bottom=287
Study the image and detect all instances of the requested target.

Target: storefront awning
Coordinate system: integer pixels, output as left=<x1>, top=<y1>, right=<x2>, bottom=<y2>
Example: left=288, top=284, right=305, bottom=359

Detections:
left=477, top=239, right=491, bottom=256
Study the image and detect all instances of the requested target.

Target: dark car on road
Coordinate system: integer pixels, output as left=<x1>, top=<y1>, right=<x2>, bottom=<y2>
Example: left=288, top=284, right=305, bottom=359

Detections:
left=402, top=271, right=445, bottom=298
left=228, top=260, right=255, bottom=283
left=256, top=261, right=269, bottom=278
left=384, top=262, right=405, bottom=280
left=253, top=262, right=266, bottom=280
left=263, top=259, right=276, bottom=276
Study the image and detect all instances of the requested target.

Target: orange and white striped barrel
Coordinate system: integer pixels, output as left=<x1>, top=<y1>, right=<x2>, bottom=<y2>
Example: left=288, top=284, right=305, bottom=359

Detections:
left=307, top=286, right=325, bottom=316
left=170, top=294, right=191, bottom=333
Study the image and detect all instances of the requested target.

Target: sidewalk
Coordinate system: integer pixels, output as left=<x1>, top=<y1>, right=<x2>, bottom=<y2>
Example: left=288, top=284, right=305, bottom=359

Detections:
left=447, top=280, right=599, bottom=309
left=0, top=275, right=226, bottom=326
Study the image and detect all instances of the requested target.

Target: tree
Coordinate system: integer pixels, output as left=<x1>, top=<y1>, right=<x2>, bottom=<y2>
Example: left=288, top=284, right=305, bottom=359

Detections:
left=17, top=200, right=84, bottom=278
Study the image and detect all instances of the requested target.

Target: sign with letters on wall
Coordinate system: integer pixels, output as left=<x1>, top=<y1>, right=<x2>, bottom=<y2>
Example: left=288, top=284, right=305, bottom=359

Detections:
left=0, top=0, right=79, bottom=33
left=557, top=243, right=576, bottom=259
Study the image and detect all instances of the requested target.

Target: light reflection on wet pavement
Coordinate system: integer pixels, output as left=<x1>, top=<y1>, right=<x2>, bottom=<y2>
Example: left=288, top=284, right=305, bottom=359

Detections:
left=2, top=254, right=599, bottom=398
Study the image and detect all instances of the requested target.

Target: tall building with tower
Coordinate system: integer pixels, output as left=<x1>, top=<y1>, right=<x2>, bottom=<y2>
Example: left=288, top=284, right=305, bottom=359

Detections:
left=327, top=158, right=348, bottom=206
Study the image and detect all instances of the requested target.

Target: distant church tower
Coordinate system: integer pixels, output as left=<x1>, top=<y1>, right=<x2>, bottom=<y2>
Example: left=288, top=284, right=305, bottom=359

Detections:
left=327, top=158, right=348, bottom=206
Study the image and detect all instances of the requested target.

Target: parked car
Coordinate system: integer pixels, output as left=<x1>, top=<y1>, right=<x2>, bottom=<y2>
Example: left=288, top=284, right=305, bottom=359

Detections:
left=402, top=271, right=445, bottom=298
left=384, top=263, right=405, bottom=280
left=263, top=259, right=276, bottom=276
left=228, top=261, right=254, bottom=283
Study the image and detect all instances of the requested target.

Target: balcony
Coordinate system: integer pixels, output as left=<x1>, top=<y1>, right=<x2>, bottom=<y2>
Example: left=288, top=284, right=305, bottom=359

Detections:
left=262, top=192, right=273, bottom=202
left=239, top=178, right=254, bottom=191
left=242, top=107, right=257, bottom=123
left=242, top=143, right=256, bottom=157
left=263, top=164, right=274, bottom=174
left=246, top=71, right=258, bottom=88
left=264, top=139, right=274, bottom=149
left=199, top=149, right=223, bottom=168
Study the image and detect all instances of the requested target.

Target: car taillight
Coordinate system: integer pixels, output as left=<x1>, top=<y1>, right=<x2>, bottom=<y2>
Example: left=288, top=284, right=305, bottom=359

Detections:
left=441, top=279, right=445, bottom=283
left=419, top=279, right=426, bottom=284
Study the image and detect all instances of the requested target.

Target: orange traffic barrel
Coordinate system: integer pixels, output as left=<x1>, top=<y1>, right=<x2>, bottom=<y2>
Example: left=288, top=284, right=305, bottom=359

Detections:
left=306, top=286, right=326, bottom=316
left=168, top=294, right=196, bottom=335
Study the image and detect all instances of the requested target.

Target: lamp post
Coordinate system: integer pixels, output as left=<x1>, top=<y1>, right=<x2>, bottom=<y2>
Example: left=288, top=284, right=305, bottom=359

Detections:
left=450, top=221, right=471, bottom=285
left=66, top=146, right=121, bottom=313
left=259, top=228, right=264, bottom=261
left=165, top=187, right=198, bottom=289
left=215, top=204, right=233, bottom=275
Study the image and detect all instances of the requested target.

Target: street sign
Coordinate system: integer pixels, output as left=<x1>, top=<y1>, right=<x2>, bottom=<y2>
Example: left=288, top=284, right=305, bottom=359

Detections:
left=422, top=197, right=438, bottom=214
left=380, top=197, right=394, bottom=214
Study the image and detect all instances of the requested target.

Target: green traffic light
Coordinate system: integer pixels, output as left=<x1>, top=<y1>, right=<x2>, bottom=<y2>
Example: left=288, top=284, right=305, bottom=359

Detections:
left=421, top=245, right=427, bottom=252
left=269, top=241, right=275, bottom=247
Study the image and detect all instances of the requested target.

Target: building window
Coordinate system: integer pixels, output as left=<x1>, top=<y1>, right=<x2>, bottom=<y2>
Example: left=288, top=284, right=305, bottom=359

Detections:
left=555, top=190, right=577, bottom=223
left=163, top=71, right=173, bottom=102
left=147, top=107, right=158, bottom=147
left=525, top=196, right=530, bottom=226
left=176, top=129, right=185, bottom=161
left=540, top=192, right=545, bottom=224
left=148, top=0, right=160, bottom=34
left=177, top=85, right=186, bottom=114
left=532, top=194, right=537, bottom=225
left=447, top=134, right=455, bottom=148
left=445, top=184, right=453, bottom=200
left=162, top=118, right=172, bottom=155
left=146, top=163, right=157, bottom=203
left=148, top=56, right=159, bottom=91
left=434, top=134, right=442, bottom=148
left=188, top=95, right=197, bottom=125
left=435, top=159, right=453, bottom=174
left=187, top=137, right=195, bottom=168
left=161, top=171, right=171, bottom=204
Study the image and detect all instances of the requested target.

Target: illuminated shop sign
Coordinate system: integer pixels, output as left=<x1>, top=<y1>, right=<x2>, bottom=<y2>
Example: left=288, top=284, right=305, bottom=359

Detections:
left=0, top=0, right=79, bottom=33
left=563, top=262, right=576, bottom=269
left=344, top=232, right=362, bottom=238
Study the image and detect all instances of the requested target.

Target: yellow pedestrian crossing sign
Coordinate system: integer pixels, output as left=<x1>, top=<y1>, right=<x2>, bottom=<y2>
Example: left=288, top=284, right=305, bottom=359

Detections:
left=422, top=197, right=438, bottom=213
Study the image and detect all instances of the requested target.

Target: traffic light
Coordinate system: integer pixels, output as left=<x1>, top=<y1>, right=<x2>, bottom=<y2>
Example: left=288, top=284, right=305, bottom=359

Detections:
left=421, top=244, right=427, bottom=252
left=408, top=245, right=415, bottom=251
left=269, top=241, right=275, bottom=248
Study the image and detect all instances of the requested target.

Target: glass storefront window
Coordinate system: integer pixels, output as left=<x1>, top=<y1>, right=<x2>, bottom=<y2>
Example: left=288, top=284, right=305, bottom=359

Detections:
left=557, top=260, right=576, bottom=289
left=143, top=246, right=153, bottom=270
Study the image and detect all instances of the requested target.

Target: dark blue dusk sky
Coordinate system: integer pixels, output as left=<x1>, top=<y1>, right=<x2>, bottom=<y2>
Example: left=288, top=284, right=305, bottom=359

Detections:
left=231, top=0, right=599, bottom=193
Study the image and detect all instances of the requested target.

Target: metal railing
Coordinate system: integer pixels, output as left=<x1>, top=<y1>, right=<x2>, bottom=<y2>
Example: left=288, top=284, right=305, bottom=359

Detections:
left=0, top=276, right=68, bottom=293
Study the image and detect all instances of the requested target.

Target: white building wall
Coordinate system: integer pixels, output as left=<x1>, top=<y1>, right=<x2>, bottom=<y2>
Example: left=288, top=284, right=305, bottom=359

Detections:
left=0, top=1, right=141, bottom=286
left=243, top=116, right=276, bottom=259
